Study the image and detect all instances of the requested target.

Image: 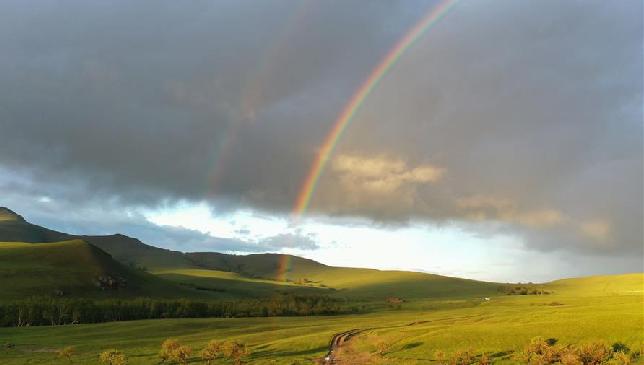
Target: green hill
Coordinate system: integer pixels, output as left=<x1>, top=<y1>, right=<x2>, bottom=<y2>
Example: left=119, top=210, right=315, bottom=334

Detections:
left=545, top=272, right=644, bottom=296
left=0, top=239, right=214, bottom=301
left=183, top=251, right=499, bottom=299
left=0, top=207, right=69, bottom=243
left=79, top=234, right=197, bottom=271
left=0, top=207, right=500, bottom=301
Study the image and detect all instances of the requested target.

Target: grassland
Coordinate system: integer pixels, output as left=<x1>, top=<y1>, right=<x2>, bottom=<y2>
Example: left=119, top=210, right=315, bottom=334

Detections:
left=0, top=273, right=641, bottom=364
left=0, top=240, right=215, bottom=300
left=0, top=211, right=641, bottom=363
left=153, top=268, right=329, bottom=299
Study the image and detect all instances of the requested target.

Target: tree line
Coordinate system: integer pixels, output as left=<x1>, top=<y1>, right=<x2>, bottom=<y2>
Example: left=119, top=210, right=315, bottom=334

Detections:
left=0, top=294, right=357, bottom=327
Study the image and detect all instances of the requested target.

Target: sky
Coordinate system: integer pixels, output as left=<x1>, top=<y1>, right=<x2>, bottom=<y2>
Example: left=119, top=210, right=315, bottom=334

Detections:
left=0, top=0, right=642, bottom=282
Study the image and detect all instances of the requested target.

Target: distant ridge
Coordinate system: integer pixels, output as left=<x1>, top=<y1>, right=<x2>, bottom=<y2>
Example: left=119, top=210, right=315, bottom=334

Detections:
left=0, top=206, right=70, bottom=242
left=0, top=207, right=502, bottom=299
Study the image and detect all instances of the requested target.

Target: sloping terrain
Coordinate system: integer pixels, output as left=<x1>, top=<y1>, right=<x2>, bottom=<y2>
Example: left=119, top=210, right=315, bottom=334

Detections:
left=0, top=239, right=211, bottom=300
left=79, top=234, right=197, bottom=270
left=545, top=272, right=644, bottom=296
left=0, top=273, right=641, bottom=365
left=0, top=208, right=69, bottom=243
left=186, top=251, right=499, bottom=299
left=0, top=207, right=500, bottom=300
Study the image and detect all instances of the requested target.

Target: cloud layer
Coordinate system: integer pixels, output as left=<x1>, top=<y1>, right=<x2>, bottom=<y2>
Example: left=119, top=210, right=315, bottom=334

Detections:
left=0, top=0, right=641, bottom=260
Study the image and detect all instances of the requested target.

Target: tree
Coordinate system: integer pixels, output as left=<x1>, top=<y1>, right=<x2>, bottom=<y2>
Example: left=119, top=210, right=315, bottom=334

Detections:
left=99, top=349, right=127, bottom=365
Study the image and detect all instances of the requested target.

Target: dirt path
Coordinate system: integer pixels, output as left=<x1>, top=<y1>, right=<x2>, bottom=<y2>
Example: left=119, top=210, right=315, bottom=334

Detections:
left=323, top=329, right=363, bottom=363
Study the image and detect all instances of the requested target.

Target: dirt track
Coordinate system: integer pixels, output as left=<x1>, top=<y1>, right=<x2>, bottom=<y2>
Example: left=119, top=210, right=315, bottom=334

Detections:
left=323, top=329, right=362, bottom=363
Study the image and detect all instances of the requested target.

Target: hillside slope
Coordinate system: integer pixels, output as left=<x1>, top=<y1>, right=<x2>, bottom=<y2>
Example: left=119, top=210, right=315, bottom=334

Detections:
left=0, top=207, right=69, bottom=243
left=184, top=251, right=499, bottom=298
left=545, top=273, right=644, bottom=296
left=0, top=207, right=500, bottom=300
left=0, top=239, right=213, bottom=301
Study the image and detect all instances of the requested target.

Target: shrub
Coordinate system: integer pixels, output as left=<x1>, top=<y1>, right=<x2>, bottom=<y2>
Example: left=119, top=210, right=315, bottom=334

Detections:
left=159, top=339, right=191, bottom=364
left=201, top=340, right=222, bottom=365
left=560, top=350, right=582, bottom=365
left=449, top=349, right=475, bottom=365
left=57, top=346, right=76, bottom=363
left=159, top=339, right=180, bottom=363
left=517, top=337, right=561, bottom=364
left=222, top=341, right=249, bottom=365
left=478, top=353, right=490, bottom=365
left=608, top=351, right=631, bottom=365
left=173, top=345, right=192, bottom=365
left=435, top=350, right=447, bottom=363
left=576, top=342, right=612, bottom=365
left=99, top=349, right=127, bottom=365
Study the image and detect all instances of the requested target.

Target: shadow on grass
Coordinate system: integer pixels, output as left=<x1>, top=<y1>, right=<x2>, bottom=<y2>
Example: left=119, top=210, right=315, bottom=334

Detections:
left=401, top=342, right=423, bottom=350
left=491, top=350, right=514, bottom=359
left=251, top=345, right=327, bottom=358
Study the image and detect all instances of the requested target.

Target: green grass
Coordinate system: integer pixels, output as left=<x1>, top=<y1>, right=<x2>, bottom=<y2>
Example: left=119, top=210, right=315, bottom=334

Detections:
left=156, top=264, right=500, bottom=300
left=0, top=213, right=502, bottom=301
left=154, top=268, right=330, bottom=299
left=0, top=273, right=641, bottom=364
left=0, top=240, right=216, bottom=300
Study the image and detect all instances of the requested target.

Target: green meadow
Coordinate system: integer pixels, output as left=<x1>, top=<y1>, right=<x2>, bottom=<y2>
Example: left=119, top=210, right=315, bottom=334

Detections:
left=0, top=273, right=641, bottom=364
left=0, top=214, right=642, bottom=364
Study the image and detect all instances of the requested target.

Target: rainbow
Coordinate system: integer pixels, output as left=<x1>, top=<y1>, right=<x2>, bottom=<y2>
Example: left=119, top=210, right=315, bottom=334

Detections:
left=292, top=0, right=459, bottom=217
left=276, top=254, right=291, bottom=282
left=208, top=3, right=313, bottom=198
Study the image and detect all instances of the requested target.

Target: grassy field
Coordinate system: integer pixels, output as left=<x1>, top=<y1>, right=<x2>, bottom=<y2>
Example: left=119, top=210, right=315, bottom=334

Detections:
left=154, top=268, right=329, bottom=299
left=0, top=274, right=641, bottom=364
left=1, top=213, right=641, bottom=364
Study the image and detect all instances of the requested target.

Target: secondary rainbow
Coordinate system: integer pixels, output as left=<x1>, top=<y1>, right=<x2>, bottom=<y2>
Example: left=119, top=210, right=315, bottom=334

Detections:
left=292, top=0, right=459, bottom=217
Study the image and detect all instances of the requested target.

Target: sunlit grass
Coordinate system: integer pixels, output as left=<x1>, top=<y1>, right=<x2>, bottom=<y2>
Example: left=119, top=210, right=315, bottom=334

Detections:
left=0, top=274, right=641, bottom=364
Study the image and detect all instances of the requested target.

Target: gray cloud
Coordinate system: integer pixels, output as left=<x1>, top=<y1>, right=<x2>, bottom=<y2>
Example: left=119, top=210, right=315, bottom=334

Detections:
left=261, top=232, right=319, bottom=251
left=0, top=174, right=319, bottom=253
left=0, top=0, right=641, bottom=260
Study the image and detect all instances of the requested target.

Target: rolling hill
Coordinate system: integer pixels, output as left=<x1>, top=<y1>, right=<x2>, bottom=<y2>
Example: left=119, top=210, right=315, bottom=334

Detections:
left=0, top=207, right=500, bottom=301
left=0, top=239, right=210, bottom=300
left=0, top=207, right=69, bottom=243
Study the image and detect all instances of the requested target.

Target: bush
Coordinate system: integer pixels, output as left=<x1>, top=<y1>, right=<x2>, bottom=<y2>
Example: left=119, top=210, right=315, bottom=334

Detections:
left=560, top=350, right=582, bottom=365
left=436, top=338, right=636, bottom=365
left=57, top=346, right=76, bottom=363
left=99, top=349, right=127, bottom=365
left=222, top=341, right=249, bottom=365
left=478, top=353, right=490, bottom=365
left=159, top=339, right=191, bottom=364
left=517, top=337, right=562, bottom=364
left=160, top=339, right=180, bottom=363
left=435, top=349, right=476, bottom=365
left=201, top=340, right=222, bottom=365
left=173, top=345, right=192, bottom=365
left=608, top=351, right=631, bottom=365
left=576, top=342, right=612, bottom=365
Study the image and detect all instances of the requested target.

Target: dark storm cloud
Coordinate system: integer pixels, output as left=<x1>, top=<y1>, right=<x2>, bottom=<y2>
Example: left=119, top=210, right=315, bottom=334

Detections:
left=0, top=0, right=641, bottom=257
left=0, top=0, right=421, bottom=207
